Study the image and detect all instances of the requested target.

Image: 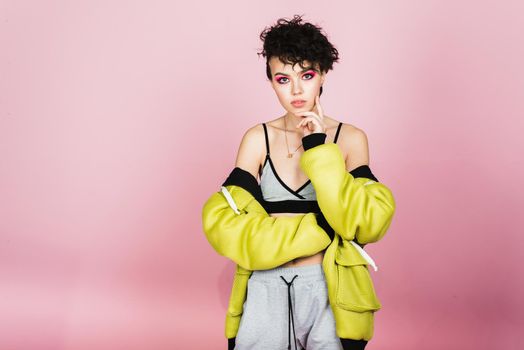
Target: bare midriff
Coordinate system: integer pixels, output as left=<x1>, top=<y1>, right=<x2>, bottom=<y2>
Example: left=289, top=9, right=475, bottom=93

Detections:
left=270, top=212, right=325, bottom=268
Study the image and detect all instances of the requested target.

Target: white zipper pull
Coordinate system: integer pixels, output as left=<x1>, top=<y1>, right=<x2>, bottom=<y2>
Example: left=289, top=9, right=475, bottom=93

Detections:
left=220, top=186, right=241, bottom=215
left=349, top=240, right=378, bottom=272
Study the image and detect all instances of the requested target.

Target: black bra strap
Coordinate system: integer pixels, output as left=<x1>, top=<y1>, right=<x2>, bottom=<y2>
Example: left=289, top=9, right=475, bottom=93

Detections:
left=334, top=122, right=343, bottom=143
left=262, top=123, right=270, bottom=155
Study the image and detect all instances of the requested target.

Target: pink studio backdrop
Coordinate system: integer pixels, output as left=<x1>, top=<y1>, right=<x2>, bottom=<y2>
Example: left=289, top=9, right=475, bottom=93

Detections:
left=1, top=1, right=523, bottom=349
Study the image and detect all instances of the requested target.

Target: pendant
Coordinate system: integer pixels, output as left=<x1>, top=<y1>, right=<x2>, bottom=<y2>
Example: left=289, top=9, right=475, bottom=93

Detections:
left=287, top=153, right=293, bottom=158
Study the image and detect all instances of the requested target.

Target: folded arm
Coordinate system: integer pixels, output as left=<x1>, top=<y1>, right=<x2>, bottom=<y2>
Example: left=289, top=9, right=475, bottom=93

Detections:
left=201, top=167, right=332, bottom=270
left=299, top=133, right=396, bottom=244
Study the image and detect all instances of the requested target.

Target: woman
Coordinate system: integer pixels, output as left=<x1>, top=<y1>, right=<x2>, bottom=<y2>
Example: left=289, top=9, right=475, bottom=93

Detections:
left=202, top=15, right=396, bottom=350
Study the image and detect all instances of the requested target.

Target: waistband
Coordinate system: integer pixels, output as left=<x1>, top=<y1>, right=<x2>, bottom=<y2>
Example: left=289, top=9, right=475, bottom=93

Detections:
left=250, top=263, right=324, bottom=284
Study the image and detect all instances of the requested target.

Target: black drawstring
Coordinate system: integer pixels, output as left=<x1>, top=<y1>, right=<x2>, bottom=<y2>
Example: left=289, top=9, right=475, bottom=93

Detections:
left=280, top=274, right=299, bottom=350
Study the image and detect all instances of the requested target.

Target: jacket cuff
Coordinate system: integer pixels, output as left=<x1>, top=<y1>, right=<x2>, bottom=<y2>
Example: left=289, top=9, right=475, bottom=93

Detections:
left=302, top=133, right=327, bottom=150
left=227, top=337, right=235, bottom=350
left=340, top=338, right=368, bottom=349
left=349, top=164, right=379, bottom=182
left=221, top=167, right=264, bottom=203
left=315, top=212, right=335, bottom=241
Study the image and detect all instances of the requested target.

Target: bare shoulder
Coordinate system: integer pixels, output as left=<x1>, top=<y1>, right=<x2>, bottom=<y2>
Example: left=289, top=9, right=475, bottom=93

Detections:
left=327, top=119, right=366, bottom=144
left=337, top=122, right=370, bottom=170
left=339, top=123, right=368, bottom=146
left=234, top=123, right=265, bottom=180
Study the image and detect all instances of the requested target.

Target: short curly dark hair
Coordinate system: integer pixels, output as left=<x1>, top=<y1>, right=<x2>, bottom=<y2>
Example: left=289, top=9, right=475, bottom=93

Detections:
left=257, top=14, right=340, bottom=95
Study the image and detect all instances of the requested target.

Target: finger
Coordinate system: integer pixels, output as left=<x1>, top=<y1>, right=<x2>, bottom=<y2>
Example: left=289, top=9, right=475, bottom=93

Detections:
left=300, top=113, right=324, bottom=129
left=307, top=119, right=315, bottom=131
left=297, top=115, right=326, bottom=133
left=296, top=111, right=321, bottom=122
left=306, top=119, right=319, bottom=132
left=296, top=117, right=312, bottom=127
left=296, top=117, right=316, bottom=128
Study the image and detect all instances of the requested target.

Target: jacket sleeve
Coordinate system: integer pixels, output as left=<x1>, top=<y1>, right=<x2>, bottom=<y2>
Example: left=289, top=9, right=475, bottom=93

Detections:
left=299, top=138, right=396, bottom=245
left=201, top=167, right=332, bottom=270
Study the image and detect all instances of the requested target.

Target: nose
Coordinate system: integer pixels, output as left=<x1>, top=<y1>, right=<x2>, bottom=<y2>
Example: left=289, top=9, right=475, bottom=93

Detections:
left=292, top=79, right=303, bottom=95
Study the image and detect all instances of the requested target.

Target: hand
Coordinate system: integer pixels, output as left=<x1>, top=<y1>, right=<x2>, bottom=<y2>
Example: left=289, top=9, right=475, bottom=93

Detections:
left=295, top=95, right=326, bottom=136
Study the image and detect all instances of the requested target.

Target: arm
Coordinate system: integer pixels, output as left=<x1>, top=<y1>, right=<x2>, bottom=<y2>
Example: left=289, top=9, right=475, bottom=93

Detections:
left=299, top=132, right=395, bottom=244
left=201, top=167, right=331, bottom=270
left=202, top=125, right=331, bottom=270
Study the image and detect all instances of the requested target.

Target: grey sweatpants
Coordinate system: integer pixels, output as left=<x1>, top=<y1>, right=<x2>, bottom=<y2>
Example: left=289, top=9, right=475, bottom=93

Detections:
left=234, top=263, right=343, bottom=350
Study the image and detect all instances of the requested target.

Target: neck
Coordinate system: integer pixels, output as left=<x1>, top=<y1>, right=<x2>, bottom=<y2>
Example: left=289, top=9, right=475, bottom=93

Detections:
left=283, top=113, right=305, bottom=131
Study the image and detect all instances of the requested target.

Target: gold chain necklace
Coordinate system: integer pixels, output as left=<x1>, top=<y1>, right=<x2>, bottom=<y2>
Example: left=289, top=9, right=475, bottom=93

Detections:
left=284, top=116, right=302, bottom=158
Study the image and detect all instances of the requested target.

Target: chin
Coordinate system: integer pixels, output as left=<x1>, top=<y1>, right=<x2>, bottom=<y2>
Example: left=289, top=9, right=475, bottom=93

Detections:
left=290, top=109, right=306, bottom=116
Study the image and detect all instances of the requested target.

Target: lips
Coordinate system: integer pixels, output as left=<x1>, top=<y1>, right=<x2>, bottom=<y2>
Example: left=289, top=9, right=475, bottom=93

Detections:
left=291, top=100, right=306, bottom=107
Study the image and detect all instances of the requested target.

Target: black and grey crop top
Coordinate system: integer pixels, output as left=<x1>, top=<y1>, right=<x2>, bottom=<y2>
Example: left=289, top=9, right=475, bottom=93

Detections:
left=221, top=122, right=379, bottom=242
left=258, top=122, right=343, bottom=214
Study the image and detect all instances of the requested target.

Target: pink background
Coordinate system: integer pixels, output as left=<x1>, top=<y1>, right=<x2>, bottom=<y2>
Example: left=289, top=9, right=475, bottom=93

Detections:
left=1, top=1, right=523, bottom=349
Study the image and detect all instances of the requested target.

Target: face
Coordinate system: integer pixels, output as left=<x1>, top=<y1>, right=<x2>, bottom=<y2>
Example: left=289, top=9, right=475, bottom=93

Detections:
left=268, top=57, right=326, bottom=116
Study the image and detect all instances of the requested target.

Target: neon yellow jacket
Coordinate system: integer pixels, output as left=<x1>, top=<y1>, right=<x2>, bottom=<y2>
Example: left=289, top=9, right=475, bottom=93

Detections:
left=201, top=138, right=395, bottom=341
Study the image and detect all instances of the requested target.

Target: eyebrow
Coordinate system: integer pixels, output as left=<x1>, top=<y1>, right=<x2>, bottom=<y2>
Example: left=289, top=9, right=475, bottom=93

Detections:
left=274, top=67, right=319, bottom=76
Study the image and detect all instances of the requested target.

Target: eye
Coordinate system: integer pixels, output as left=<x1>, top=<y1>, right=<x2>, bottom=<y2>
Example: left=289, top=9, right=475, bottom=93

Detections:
left=276, top=77, right=289, bottom=84
left=303, top=71, right=316, bottom=80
